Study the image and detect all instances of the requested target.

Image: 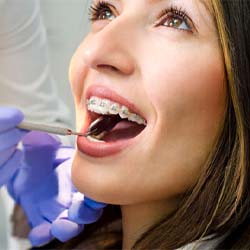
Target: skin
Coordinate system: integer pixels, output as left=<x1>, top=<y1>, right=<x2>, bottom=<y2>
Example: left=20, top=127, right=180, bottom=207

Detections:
left=69, top=0, right=226, bottom=248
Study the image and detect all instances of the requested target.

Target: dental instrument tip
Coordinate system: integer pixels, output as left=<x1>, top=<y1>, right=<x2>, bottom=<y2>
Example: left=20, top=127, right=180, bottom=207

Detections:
left=67, top=130, right=90, bottom=137
left=17, top=121, right=90, bottom=137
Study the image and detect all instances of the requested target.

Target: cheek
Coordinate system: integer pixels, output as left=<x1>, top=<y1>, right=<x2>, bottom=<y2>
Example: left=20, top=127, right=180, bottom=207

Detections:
left=140, top=45, right=226, bottom=190
left=143, top=44, right=226, bottom=128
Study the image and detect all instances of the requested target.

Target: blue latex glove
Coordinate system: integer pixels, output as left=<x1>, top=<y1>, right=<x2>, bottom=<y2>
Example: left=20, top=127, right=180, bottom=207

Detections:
left=0, top=107, right=27, bottom=187
left=7, top=131, right=106, bottom=247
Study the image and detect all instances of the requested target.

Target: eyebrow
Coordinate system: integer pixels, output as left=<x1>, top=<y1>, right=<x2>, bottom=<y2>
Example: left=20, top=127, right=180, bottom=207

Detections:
left=146, top=0, right=213, bottom=14
left=117, top=0, right=214, bottom=20
left=146, top=0, right=166, bottom=3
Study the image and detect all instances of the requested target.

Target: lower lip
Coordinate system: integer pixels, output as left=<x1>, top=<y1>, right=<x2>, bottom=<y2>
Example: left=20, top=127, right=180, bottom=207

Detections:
left=77, top=135, right=135, bottom=158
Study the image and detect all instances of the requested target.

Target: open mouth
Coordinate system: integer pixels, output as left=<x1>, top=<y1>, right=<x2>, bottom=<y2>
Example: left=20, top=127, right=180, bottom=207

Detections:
left=77, top=92, right=147, bottom=158
left=86, top=96, right=147, bottom=143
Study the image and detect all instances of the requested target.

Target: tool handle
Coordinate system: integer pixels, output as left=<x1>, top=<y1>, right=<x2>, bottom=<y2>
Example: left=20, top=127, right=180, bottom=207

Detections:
left=17, top=121, right=70, bottom=136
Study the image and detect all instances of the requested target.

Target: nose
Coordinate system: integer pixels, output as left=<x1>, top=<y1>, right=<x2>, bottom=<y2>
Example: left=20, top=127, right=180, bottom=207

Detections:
left=82, top=19, right=136, bottom=76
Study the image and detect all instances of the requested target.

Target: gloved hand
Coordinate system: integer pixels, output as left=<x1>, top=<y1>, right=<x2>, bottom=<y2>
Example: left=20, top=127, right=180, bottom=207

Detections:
left=7, top=131, right=106, bottom=247
left=29, top=156, right=106, bottom=246
left=0, top=107, right=27, bottom=187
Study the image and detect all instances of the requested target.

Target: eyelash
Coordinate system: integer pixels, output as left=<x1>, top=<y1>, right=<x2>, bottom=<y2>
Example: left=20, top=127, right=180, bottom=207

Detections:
left=89, top=1, right=113, bottom=22
left=156, top=6, right=192, bottom=31
left=89, top=1, right=193, bottom=33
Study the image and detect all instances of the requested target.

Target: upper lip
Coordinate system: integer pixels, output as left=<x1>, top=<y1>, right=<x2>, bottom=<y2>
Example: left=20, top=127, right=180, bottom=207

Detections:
left=85, top=85, right=146, bottom=120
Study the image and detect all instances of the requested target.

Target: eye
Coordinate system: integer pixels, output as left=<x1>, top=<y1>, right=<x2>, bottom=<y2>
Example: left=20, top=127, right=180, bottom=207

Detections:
left=162, top=15, right=190, bottom=30
left=156, top=7, right=194, bottom=32
left=89, top=1, right=116, bottom=22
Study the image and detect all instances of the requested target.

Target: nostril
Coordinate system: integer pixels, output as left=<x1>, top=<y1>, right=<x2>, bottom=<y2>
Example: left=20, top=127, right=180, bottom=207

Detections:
left=97, top=64, right=119, bottom=72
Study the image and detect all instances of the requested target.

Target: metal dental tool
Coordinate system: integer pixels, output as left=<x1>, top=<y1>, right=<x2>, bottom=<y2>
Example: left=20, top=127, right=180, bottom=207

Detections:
left=16, top=116, right=119, bottom=138
left=17, top=121, right=92, bottom=137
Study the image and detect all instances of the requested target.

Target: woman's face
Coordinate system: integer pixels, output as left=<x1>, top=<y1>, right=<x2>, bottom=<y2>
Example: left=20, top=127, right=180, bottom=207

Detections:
left=69, top=0, right=226, bottom=205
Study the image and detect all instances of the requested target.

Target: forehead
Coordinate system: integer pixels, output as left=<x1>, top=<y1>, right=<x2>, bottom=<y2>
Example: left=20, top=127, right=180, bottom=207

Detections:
left=200, top=0, right=214, bottom=16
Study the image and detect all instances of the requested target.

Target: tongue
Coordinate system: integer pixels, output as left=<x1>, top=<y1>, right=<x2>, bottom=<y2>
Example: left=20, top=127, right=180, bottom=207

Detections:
left=102, top=120, right=144, bottom=142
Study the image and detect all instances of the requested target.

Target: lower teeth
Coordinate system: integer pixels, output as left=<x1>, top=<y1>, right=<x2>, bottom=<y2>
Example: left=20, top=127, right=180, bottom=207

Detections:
left=87, top=135, right=105, bottom=143
left=87, top=130, right=107, bottom=142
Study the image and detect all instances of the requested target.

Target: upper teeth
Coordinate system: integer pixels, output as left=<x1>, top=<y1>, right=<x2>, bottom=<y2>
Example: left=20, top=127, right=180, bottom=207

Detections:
left=87, top=96, right=146, bottom=126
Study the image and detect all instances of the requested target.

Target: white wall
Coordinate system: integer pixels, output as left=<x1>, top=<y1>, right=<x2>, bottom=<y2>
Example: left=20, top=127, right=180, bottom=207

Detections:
left=40, top=0, right=91, bottom=126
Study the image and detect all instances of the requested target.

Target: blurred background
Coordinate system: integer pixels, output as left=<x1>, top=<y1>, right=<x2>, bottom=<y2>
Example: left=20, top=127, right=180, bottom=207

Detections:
left=40, top=0, right=91, bottom=123
left=0, top=0, right=91, bottom=249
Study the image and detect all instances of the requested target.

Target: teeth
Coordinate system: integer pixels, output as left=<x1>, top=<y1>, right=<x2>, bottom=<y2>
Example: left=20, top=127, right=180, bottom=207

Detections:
left=88, top=97, right=111, bottom=115
left=87, top=135, right=105, bottom=143
left=99, top=99, right=111, bottom=115
left=92, top=131, right=106, bottom=140
left=128, top=113, right=145, bottom=125
left=119, top=106, right=130, bottom=119
left=109, top=103, right=120, bottom=115
left=86, top=96, right=146, bottom=126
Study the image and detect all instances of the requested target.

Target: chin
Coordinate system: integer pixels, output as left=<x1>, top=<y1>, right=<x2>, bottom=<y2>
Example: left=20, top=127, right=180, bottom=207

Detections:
left=71, top=154, right=138, bottom=205
left=71, top=151, right=127, bottom=204
left=71, top=150, right=184, bottom=206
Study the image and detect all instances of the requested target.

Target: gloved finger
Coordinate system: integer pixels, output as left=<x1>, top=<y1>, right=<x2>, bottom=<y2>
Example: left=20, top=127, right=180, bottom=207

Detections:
left=38, top=199, right=66, bottom=222
left=22, top=131, right=61, bottom=148
left=20, top=132, right=61, bottom=180
left=51, top=218, right=84, bottom=242
left=0, top=128, right=27, bottom=151
left=68, top=200, right=103, bottom=224
left=19, top=195, right=47, bottom=227
left=84, top=196, right=107, bottom=210
left=53, top=146, right=75, bottom=167
left=0, top=146, right=15, bottom=166
left=38, top=183, right=78, bottom=222
left=72, top=192, right=84, bottom=204
left=29, top=222, right=54, bottom=247
left=0, top=149, right=23, bottom=187
left=0, top=107, right=24, bottom=132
